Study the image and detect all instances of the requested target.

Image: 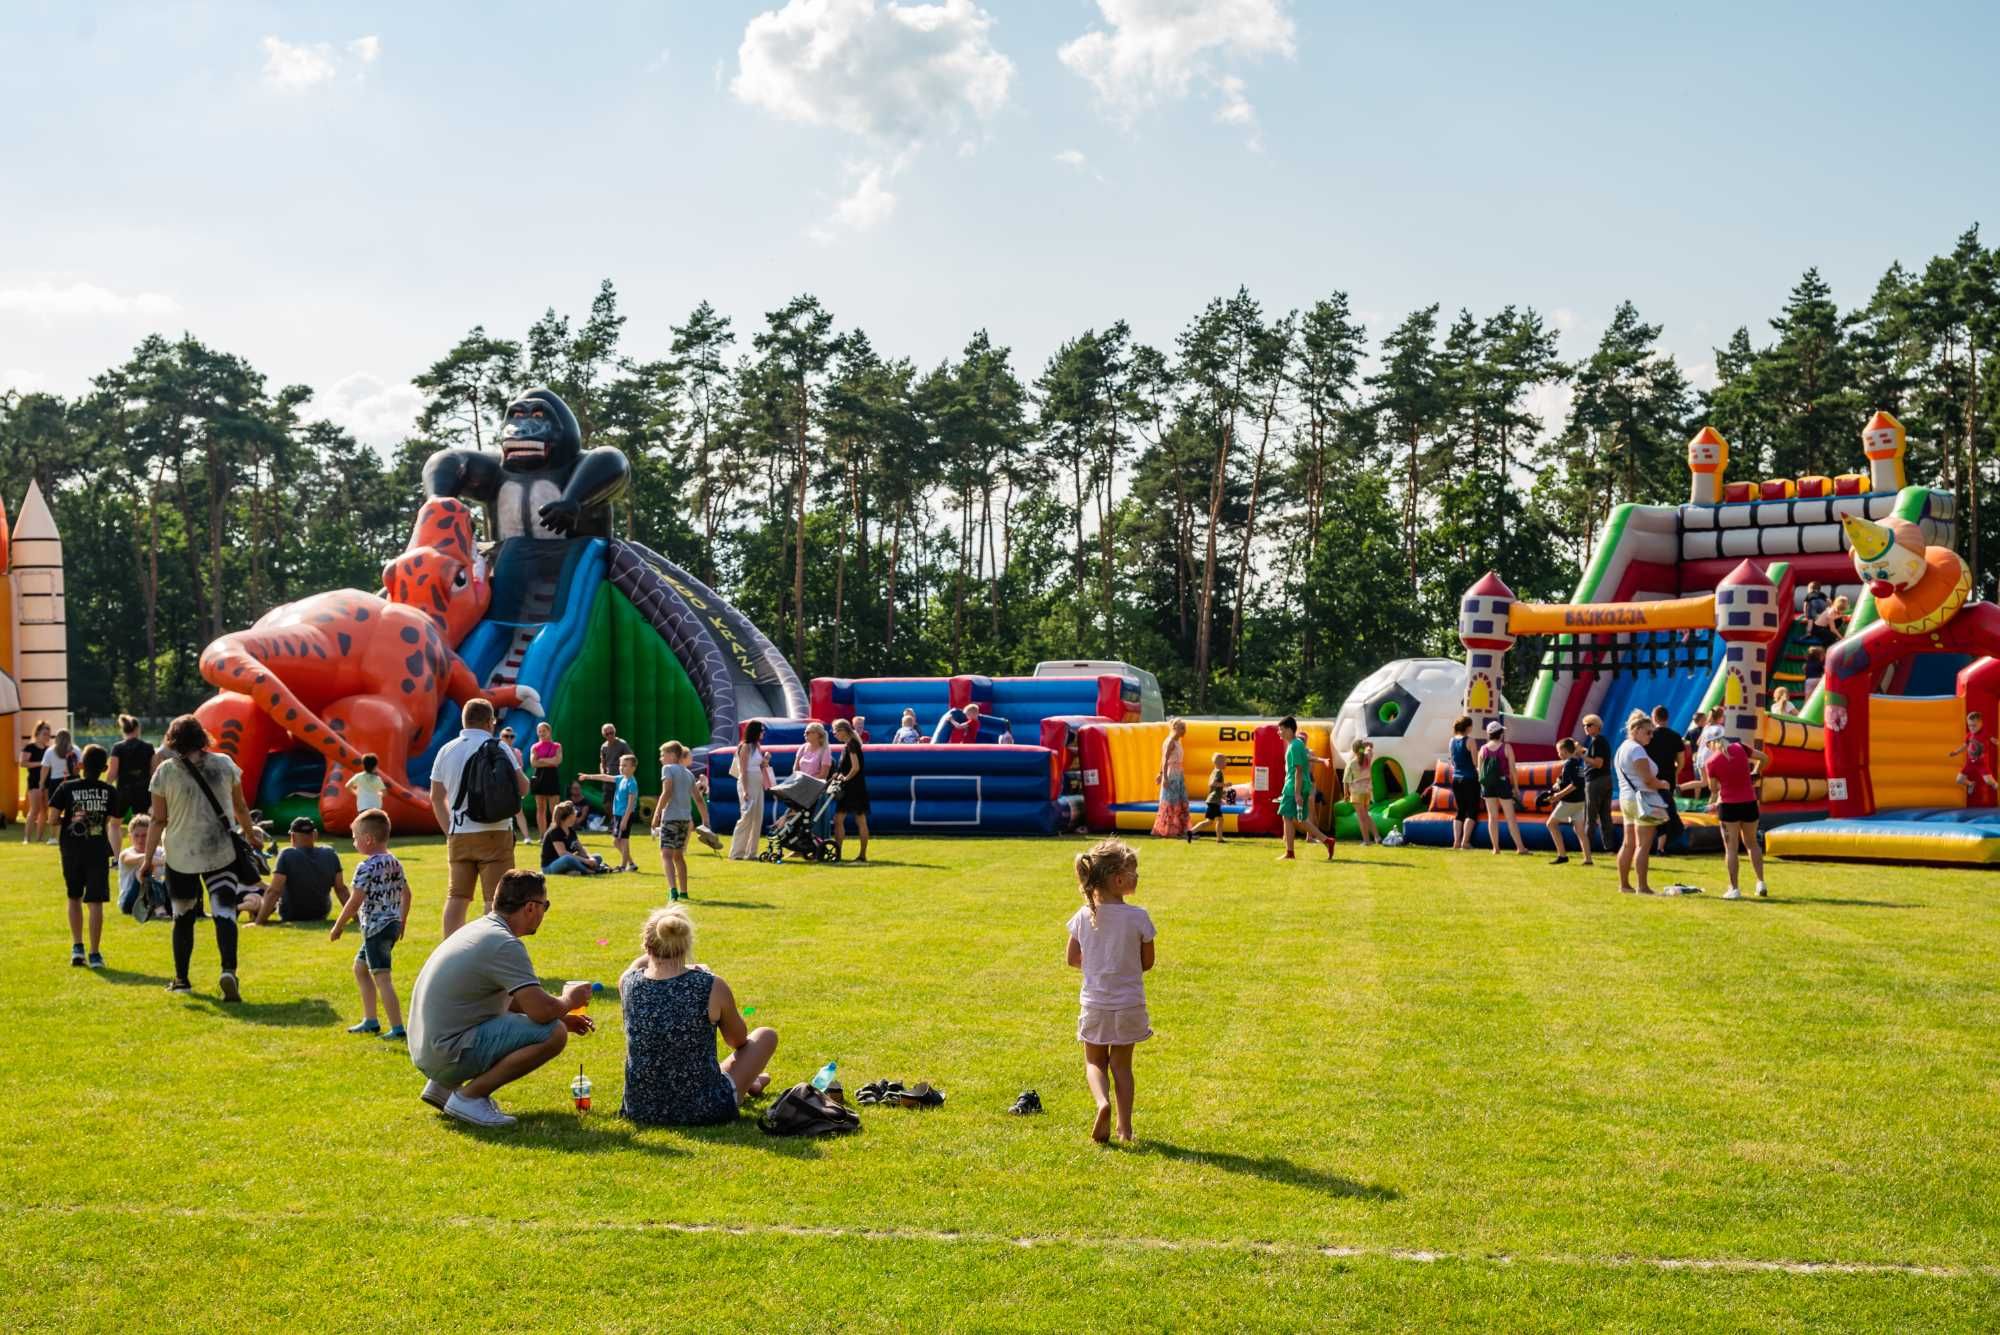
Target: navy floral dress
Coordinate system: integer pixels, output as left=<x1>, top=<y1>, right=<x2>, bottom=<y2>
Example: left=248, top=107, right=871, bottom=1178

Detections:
left=619, top=968, right=740, bottom=1126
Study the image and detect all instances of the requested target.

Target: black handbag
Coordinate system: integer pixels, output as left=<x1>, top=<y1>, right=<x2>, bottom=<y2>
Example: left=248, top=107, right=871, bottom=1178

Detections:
left=178, top=755, right=262, bottom=886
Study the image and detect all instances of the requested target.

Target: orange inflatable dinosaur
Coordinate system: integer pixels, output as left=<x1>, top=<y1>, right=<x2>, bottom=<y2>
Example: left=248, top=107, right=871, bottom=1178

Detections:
left=195, top=497, right=539, bottom=834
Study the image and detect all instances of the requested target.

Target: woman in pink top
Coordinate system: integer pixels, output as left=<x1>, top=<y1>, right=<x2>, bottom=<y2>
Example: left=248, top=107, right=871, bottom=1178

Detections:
left=1687, top=736, right=1766, bottom=900
left=794, top=723, right=835, bottom=839
left=528, top=722, right=563, bottom=839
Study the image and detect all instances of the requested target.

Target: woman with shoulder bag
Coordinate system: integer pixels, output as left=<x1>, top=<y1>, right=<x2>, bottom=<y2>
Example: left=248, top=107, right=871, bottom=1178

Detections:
left=138, top=715, right=259, bottom=1000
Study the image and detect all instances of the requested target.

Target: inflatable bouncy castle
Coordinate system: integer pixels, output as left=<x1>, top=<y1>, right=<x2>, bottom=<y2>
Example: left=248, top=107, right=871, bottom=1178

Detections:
left=1399, top=411, right=1965, bottom=852
left=195, top=389, right=805, bottom=834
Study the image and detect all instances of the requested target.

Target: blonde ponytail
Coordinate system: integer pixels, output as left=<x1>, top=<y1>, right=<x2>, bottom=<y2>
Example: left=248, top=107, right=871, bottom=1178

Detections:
left=1074, top=837, right=1137, bottom=928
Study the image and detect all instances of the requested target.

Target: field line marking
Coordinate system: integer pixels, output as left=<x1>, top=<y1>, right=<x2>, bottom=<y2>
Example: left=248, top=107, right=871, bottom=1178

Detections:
left=7, top=1201, right=1993, bottom=1280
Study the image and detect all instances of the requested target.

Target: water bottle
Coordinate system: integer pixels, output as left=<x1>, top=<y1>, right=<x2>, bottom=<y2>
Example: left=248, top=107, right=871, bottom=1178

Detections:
left=811, top=1060, right=837, bottom=1092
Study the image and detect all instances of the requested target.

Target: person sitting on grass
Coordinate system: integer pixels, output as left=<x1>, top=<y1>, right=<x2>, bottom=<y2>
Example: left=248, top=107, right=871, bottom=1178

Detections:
left=541, top=801, right=607, bottom=876
left=1276, top=716, right=1334, bottom=861
left=407, top=869, right=596, bottom=1129
left=329, top=808, right=413, bottom=1040
left=1544, top=737, right=1595, bottom=866
left=118, top=816, right=167, bottom=921
left=52, top=743, right=116, bottom=969
left=1067, top=838, right=1155, bottom=1145
left=1188, top=756, right=1229, bottom=844
left=248, top=818, right=349, bottom=925
left=619, top=904, right=778, bottom=1126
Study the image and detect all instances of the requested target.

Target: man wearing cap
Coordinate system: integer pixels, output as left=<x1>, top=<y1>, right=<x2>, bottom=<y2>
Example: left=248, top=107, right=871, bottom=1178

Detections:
left=249, top=818, right=349, bottom=925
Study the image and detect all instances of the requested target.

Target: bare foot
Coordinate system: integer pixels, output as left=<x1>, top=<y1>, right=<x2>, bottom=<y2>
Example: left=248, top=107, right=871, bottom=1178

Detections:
left=1091, top=1105, right=1111, bottom=1143
left=1276, top=852, right=1295, bottom=861
left=749, top=1073, right=771, bottom=1096
left=1117, top=1129, right=1135, bottom=1143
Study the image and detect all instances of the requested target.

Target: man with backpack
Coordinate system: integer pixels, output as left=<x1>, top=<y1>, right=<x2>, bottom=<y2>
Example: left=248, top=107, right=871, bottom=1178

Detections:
left=430, top=698, right=530, bottom=939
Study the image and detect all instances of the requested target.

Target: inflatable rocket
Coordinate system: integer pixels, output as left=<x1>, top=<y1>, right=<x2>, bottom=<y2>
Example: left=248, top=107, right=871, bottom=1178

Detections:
left=0, top=481, right=67, bottom=818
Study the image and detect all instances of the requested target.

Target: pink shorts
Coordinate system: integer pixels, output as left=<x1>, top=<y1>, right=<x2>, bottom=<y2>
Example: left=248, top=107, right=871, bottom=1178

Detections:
left=1077, top=1004, right=1152, bottom=1046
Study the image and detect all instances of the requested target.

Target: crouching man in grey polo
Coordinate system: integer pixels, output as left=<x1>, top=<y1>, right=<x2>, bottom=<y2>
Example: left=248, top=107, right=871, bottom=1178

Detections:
left=408, top=869, right=593, bottom=1128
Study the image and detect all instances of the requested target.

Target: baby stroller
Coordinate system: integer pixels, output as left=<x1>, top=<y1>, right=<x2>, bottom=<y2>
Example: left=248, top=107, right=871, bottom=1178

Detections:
left=762, top=770, right=843, bottom=864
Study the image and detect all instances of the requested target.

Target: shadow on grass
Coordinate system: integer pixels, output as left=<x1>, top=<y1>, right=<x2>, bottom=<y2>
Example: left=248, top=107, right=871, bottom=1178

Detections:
left=1751, top=897, right=1920, bottom=910
left=455, top=1109, right=828, bottom=1159
left=1134, top=1141, right=1400, bottom=1201
left=94, top=966, right=174, bottom=988
left=682, top=900, right=777, bottom=910
left=828, top=859, right=944, bottom=870
left=188, top=996, right=342, bottom=1027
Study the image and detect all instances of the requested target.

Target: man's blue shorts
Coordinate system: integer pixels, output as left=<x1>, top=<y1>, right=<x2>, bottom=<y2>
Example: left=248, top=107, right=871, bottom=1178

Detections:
left=429, top=1013, right=562, bottom=1085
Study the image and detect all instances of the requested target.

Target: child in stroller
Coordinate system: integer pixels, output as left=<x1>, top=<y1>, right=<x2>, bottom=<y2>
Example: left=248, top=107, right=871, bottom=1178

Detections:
left=762, top=769, right=844, bottom=864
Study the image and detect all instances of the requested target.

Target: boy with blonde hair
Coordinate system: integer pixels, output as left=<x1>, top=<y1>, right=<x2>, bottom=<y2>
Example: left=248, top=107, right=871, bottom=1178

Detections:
left=331, top=809, right=413, bottom=1040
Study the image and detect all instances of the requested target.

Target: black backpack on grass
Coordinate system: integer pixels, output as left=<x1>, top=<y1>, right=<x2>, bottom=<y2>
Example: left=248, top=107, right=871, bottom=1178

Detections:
left=759, top=1084, right=861, bottom=1137
left=454, top=738, right=519, bottom=825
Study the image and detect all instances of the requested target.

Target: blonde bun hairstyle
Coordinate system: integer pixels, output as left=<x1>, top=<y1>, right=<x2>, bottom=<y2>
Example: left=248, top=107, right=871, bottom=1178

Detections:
left=642, top=905, right=695, bottom=961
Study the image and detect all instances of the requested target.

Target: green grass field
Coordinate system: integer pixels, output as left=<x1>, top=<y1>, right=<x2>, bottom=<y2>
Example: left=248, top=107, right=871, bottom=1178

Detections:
left=3, top=832, right=1997, bottom=1331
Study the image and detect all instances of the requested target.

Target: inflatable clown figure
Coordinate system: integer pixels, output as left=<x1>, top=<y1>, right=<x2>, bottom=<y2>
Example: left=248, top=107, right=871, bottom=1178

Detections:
left=1821, top=511, right=2000, bottom=816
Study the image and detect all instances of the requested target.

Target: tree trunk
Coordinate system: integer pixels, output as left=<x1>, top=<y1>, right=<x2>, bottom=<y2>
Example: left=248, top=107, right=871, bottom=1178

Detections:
left=983, top=483, right=1000, bottom=641
left=884, top=496, right=904, bottom=648
left=143, top=462, right=165, bottom=711
left=1228, top=394, right=1278, bottom=670
left=951, top=491, right=969, bottom=673
left=1194, top=417, right=1232, bottom=709
left=792, top=387, right=810, bottom=671
left=1404, top=424, right=1420, bottom=591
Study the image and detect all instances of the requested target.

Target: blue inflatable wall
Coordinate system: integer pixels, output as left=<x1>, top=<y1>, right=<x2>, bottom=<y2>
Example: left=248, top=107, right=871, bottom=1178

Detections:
left=706, top=743, right=1061, bottom=835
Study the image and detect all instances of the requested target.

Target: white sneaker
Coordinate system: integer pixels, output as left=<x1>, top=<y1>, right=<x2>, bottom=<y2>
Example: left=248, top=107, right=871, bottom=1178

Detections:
left=421, top=1078, right=461, bottom=1110
left=444, top=1092, right=516, bottom=1128
left=1755, top=881, right=1768, bottom=898
left=1722, top=887, right=1742, bottom=900
left=1660, top=885, right=1681, bottom=896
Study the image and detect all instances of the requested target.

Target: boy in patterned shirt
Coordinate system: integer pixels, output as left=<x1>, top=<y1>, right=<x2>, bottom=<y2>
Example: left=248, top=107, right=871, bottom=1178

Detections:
left=330, top=809, right=414, bottom=1040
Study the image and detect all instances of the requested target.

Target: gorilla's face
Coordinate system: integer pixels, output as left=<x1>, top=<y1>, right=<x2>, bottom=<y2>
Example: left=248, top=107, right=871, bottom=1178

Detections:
left=500, top=402, right=560, bottom=472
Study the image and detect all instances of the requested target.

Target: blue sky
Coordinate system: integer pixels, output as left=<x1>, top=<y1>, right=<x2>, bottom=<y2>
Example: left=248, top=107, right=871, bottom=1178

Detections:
left=3, top=1, right=1997, bottom=446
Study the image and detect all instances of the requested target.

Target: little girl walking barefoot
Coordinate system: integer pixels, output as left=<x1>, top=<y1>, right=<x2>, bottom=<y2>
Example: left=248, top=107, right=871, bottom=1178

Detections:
left=1065, top=838, right=1156, bottom=1144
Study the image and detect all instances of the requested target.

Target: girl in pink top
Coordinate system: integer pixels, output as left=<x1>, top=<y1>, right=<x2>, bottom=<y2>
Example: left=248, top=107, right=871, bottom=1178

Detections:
left=1065, top=838, right=1155, bottom=1145
left=1687, top=737, right=1766, bottom=900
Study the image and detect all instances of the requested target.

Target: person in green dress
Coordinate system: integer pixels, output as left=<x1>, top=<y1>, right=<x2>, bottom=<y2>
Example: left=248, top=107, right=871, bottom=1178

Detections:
left=1276, top=716, right=1335, bottom=860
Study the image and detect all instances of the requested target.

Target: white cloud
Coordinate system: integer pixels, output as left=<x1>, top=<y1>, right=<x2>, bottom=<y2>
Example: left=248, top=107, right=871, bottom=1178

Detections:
left=1059, top=0, right=1295, bottom=140
left=0, top=280, right=176, bottom=319
left=260, top=34, right=381, bottom=91
left=319, top=372, right=424, bottom=451
left=1, top=368, right=48, bottom=395
left=1054, top=148, right=1088, bottom=169
left=737, top=1, right=1012, bottom=240
left=734, top=0, right=1014, bottom=144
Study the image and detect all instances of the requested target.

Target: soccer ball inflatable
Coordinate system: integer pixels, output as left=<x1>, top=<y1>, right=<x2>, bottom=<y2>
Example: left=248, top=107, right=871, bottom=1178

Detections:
left=1332, top=658, right=1502, bottom=799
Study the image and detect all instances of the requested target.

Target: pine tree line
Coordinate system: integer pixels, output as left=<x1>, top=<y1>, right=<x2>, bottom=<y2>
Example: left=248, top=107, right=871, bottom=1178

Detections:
left=4, top=227, right=1996, bottom=722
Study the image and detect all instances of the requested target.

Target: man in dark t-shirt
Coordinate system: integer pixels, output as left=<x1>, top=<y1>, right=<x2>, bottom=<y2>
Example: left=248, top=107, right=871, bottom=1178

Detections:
left=251, top=819, right=347, bottom=924
left=1581, top=715, right=1615, bottom=854
left=1644, top=705, right=1687, bottom=853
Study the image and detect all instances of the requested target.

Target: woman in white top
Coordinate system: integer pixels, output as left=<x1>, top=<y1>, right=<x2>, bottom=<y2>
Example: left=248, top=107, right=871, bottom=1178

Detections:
left=138, top=714, right=257, bottom=1000
left=1614, top=712, right=1669, bottom=896
left=728, top=721, right=777, bottom=860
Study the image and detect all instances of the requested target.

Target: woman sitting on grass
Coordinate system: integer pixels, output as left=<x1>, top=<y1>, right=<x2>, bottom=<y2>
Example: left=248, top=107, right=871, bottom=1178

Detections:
left=620, top=905, right=778, bottom=1126
left=540, top=801, right=607, bottom=876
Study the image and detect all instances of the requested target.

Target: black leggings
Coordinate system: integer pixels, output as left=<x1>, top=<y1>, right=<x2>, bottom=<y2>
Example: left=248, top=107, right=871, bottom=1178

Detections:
left=172, top=912, right=239, bottom=981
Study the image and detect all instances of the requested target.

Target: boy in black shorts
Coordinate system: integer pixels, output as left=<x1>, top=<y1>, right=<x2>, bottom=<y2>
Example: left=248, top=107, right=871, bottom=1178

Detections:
left=52, top=745, right=117, bottom=968
left=1188, top=756, right=1230, bottom=844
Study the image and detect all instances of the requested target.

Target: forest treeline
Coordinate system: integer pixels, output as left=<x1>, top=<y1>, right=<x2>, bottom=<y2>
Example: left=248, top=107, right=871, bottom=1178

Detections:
left=3, top=225, right=1995, bottom=722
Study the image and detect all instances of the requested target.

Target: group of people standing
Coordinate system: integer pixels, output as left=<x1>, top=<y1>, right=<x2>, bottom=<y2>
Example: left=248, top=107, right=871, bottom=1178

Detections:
left=1147, top=716, right=1382, bottom=856
left=1447, top=706, right=1769, bottom=899
left=724, top=718, right=871, bottom=862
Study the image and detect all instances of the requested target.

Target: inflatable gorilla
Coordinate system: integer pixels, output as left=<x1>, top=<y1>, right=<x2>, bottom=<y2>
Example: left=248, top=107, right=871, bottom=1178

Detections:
left=422, top=387, right=632, bottom=540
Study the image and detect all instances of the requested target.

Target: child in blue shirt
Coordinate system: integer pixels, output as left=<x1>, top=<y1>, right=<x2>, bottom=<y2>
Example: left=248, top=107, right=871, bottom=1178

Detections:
left=329, top=809, right=413, bottom=1038
left=612, top=753, right=641, bottom=873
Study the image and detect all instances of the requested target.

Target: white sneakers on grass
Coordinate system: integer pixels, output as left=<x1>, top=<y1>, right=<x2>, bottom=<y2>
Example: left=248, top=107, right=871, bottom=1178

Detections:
left=1723, top=887, right=1742, bottom=900
left=420, top=1079, right=460, bottom=1110
left=444, top=1092, right=517, bottom=1128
